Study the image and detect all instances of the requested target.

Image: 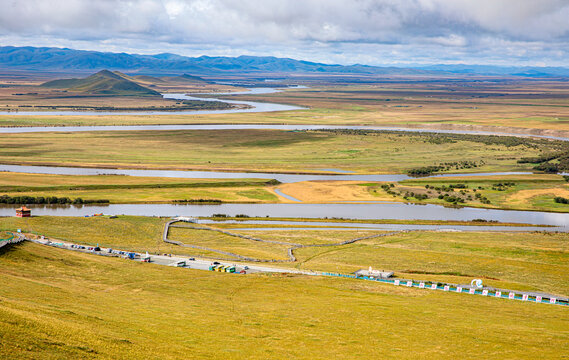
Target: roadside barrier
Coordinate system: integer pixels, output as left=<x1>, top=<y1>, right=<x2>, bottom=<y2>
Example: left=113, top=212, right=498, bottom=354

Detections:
left=321, top=272, right=568, bottom=307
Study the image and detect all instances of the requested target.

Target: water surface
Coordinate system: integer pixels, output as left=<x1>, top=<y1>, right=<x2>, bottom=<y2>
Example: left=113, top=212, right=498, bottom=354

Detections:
left=0, top=164, right=533, bottom=184
left=2, top=202, right=567, bottom=229
left=0, top=88, right=305, bottom=116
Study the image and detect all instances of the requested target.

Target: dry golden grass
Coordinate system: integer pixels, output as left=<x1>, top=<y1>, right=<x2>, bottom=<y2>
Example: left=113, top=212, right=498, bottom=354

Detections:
left=506, top=187, right=569, bottom=203
left=276, top=181, right=385, bottom=202
left=1, top=241, right=568, bottom=359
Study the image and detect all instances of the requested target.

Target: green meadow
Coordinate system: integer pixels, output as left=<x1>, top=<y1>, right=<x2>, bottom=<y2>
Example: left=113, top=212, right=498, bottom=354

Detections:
left=0, top=129, right=547, bottom=174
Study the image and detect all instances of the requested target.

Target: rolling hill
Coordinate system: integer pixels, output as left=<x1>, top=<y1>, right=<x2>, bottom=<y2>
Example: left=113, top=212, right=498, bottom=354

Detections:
left=41, top=70, right=161, bottom=96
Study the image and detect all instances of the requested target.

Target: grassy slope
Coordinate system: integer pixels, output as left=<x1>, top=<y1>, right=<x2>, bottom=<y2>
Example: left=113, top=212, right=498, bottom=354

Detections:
left=0, top=241, right=567, bottom=359
left=288, top=231, right=569, bottom=296
left=0, top=130, right=543, bottom=174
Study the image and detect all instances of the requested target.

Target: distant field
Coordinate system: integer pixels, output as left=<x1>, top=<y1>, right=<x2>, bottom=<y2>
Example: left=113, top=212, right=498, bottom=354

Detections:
left=0, top=129, right=548, bottom=174
left=1, top=242, right=567, bottom=359
left=2, top=81, right=569, bottom=136
left=243, top=82, right=569, bottom=134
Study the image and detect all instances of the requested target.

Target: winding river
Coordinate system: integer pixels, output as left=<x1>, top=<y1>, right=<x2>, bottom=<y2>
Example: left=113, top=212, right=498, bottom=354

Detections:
left=1, top=87, right=568, bottom=229
left=0, top=87, right=305, bottom=116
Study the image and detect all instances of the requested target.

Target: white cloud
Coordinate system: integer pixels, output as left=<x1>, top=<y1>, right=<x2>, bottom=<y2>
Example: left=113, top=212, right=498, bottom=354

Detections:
left=0, top=0, right=568, bottom=65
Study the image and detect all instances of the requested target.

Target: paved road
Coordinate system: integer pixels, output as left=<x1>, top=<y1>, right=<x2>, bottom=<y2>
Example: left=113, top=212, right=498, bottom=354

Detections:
left=30, top=237, right=318, bottom=276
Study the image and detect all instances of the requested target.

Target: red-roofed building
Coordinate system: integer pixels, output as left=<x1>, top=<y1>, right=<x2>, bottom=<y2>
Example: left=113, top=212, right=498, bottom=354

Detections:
left=16, top=206, right=31, bottom=218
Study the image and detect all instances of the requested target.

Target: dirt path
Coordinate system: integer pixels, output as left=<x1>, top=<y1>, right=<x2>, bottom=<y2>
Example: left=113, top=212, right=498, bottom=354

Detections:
left=164, top=220, right=403, bottom=262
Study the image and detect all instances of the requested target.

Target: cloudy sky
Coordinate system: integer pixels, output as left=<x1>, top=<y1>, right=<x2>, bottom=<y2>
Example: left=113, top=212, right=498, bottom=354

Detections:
left=1, top=0, right=568, bottom=66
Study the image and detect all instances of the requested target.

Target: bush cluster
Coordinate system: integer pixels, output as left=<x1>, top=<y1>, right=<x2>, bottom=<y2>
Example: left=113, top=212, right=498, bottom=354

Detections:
left=0, top=195, right=109, bottom=205
left=173, top=199, right=222, bottom=203
left=554, top=196, right=569, bottom=204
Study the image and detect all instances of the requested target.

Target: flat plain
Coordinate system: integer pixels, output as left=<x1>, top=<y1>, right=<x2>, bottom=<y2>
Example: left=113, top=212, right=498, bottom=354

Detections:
left=0, top=129, right=549, bottom=173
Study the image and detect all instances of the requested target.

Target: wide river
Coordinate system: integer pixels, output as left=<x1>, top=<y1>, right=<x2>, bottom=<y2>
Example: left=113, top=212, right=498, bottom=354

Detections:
left=1, top=87, right=568, bottom=229
left=0, top=202, right=568, bottom=230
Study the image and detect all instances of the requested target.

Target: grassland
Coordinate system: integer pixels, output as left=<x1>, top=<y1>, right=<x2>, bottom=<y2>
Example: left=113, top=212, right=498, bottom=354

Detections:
left=2, top=75, right=569, bottom=359
left=0, top=132, right=566, bottom=212
left=1, top=216, right=566, bottom=296
left=238, top=81, right=569, bottom=135
left=0, top=129, right=549, bottom=174
left=207, top=217, right=544, bottom=227
left=0, top=86, right=235, bottom=112
left=275, top=174, right=569, bottom=212
left=0, top=172, right=278, bottom=203
left=1, top=241, right=568, bottom=359
left=396, top=174, right=569, bottom=212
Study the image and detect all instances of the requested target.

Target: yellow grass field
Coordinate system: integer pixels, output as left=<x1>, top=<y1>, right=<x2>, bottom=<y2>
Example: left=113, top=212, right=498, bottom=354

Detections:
left=0, top=239, right=568, bottom=359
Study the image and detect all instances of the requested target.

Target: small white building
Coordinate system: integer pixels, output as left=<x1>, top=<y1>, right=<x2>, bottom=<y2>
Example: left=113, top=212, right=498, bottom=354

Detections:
left=174, top=216, right=197, bottom=223
left=354, top=266, right=394, bottom=279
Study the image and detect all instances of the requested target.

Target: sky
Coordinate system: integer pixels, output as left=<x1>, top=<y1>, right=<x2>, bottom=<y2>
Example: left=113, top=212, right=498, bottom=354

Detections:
left=1, top=0, right=568, bottom=67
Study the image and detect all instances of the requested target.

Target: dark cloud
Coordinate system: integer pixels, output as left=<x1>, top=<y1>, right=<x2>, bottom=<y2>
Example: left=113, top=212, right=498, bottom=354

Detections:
left=0, top=0, right=567, bottom=65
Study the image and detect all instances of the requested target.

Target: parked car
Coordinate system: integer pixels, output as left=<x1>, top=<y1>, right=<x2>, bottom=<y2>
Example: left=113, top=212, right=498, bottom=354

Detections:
left=189, top=258, right=195, bottom=261
left=213, top=261, right=220, bottom=265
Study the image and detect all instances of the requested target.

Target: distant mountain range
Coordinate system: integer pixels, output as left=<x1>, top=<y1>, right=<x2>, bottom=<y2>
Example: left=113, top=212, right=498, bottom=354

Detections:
left=1, top=46, right=568, bottom=77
